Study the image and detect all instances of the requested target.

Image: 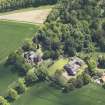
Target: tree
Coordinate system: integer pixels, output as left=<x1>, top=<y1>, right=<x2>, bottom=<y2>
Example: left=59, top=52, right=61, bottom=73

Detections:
left=102, top=21, right=105, bottom=30
left=98, top=56, right=105, bottom=69
left=64, top=38, right=76, bottom=57
left=99, top=38, right=105, bottom=52
left=6, top=52, right=17, bottom=65
left=0, top=0, right=57, bottom=12
left=18, top=63, right=31, bottom=76
left=36, top=65, right=48, bottom=81
left=42, top=50, right=51, bottom=60
left=22, top=41, right=31, bottom=52
left=67, top=47, right=76, bottom=57
left=34, top=0, right=105, bottom=57
left=82, top=72, right=91, bottom=85
left=6, top=52, right=31, bottom=76
left=62, top=83, right=75, bottom=93
left=75, top=76, right=84, bottom=88
left=87, top=59, right=97, bottom=70
left=7, top=88, right=18, bottom=101
left=51, top=50, right=60, bottom=60
left=15, top=78, right=27, bottom=94
left=84, top=42, right=95, bottom=53
left=0, top=96, right=10, bottom=105
left=25, top=68, right=38, bottom=85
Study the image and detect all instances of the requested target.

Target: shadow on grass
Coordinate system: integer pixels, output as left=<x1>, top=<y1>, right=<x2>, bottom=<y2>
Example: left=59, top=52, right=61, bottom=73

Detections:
left=0, top=62, right=19, bottom=77
left=0, top=62, right=18, bottom=95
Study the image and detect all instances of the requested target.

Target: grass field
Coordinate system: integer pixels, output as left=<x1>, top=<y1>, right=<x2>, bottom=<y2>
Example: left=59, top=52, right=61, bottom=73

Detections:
left=48, top=58, right=68, bottom=76
left=12, top=83, right=105, bottom=105
left=0, top=20, right=38, bottom=61
left=0, top=20, right=38, bottom=94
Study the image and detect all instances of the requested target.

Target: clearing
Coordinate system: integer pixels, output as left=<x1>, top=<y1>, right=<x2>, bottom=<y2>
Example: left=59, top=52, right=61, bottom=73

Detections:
left=48, top=58, right=69, bottom=76
left=0, top=7, right=52, bottom=24
left=0, top=20, right=38, bottom=61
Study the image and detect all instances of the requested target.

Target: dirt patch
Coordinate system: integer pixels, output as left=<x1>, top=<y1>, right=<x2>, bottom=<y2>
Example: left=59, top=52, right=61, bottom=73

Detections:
left=0, top=8, right=51, bottom=24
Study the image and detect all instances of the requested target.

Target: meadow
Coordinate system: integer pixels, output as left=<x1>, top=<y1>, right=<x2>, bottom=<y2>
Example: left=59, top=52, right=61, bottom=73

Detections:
left=12, top=83, right=105, bottom=105
left=0, top=20, right=38, bottom=61
left=48, top=58, right=68, bottom=76
left=0, top=20, right=38, bottom=94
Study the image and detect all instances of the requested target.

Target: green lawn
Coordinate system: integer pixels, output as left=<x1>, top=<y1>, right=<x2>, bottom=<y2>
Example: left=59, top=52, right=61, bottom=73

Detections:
left=48, top=58, right=68, bottom=76
left=0, top=20, right=38, bottom=94
left=12, top=83, right=105, bottom=105
left=0, top=20, right=38, bottom=61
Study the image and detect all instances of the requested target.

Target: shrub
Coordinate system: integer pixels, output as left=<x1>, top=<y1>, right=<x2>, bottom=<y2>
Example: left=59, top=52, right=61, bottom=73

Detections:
left=7, top=88, right=18, bottom=101
left=51, top=50, right=60, bottom=60
left=36, top=65, right=48, bottom=81
left=6, top=52, right=31, bottom=76
left=25, top=68, right=38, bottom=85
left=82, top=72, right=91, bottom=85
left=87, top=59, right=97, bottom=70
left=6, top=52, right=17, bottom=65
left=22, top=41, right=31, bottom=52
left=0, top=96, right=10, bottom=105
left=74, top=78, right=84, bottom=88
left=15, top=78, right=27, bottom=94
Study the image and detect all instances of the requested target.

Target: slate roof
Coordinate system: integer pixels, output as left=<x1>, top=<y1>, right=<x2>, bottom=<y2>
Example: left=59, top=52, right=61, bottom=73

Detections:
left=64, top=57, right=84, bottom=76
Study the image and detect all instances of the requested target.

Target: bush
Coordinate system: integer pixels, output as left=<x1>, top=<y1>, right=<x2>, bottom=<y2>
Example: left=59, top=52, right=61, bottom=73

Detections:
left=82, top=72, right=91, bottom=85
left=15, top=78, right=27, bottom=94
left=0, top=96, right=10, bottom=105
left=7, top=88, right=18, bottom=101
left=88, top=60, right=97, bottom=70
left=6, top=52, right=17, bottom=65
left=74, top=78, right=84, bottom=88
left=36, top=65, right=48, bottom=81
left=22, top=41, right=31, bottom=52
left=51, top=50, right=60, bottom=60
left=25, top=68, right=38, bottom=85
left=6, top=52, right=31, bottom=76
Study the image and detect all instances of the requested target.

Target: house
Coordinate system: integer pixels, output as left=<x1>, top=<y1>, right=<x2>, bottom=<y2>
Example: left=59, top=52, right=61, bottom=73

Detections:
left=64, top=64, right=77, bottom=75
left=64, top=57, right=85, bottom=76
left=23, top=51, right=42, bottom=65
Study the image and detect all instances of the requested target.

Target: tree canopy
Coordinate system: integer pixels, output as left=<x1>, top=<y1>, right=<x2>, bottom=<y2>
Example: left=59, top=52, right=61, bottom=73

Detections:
left=33, top=0, right=105, bottom=58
